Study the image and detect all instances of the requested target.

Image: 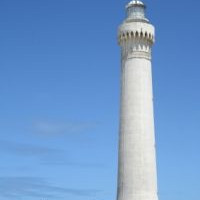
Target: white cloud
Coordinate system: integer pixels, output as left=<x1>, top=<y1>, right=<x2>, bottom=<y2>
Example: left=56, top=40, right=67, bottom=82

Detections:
left=33, top=121, right=97, bottom=135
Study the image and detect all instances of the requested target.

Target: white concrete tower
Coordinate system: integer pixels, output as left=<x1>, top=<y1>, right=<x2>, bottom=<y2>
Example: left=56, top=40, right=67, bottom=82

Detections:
left=117, top=1, right=158, bottom=200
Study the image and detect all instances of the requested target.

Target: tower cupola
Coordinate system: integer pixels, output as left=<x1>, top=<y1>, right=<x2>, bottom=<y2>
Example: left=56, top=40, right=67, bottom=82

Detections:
left=126, top=0, right=148, bottom=22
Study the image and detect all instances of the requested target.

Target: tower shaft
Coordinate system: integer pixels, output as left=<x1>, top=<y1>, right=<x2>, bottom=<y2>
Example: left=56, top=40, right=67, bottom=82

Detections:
left=117, top=1, right=158, bottom=200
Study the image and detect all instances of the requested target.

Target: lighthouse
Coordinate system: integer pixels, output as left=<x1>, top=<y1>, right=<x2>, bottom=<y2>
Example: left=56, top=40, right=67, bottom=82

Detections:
left=117, top=1, right=158, bottom=200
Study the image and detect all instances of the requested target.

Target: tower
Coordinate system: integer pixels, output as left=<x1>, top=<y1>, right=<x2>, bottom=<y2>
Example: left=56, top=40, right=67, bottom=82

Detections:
left=117, top=1, right=158, bottom=200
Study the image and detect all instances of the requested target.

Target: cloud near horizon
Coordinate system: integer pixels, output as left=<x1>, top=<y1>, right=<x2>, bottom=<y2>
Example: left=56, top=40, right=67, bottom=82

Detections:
left=0, top=176, right=100, bottom=199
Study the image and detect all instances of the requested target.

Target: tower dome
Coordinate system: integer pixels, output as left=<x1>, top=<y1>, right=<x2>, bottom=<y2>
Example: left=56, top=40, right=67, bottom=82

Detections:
left=126, top=0, right=145, bottom=8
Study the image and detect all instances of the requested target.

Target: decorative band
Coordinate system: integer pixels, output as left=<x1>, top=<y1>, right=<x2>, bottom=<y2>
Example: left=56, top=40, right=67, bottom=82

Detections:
left=118, top=30, right=154, bottom=45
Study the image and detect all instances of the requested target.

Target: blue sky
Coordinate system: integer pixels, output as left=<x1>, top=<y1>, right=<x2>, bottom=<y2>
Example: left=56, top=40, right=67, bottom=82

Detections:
left=0, top=0, right=200, bottom=199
